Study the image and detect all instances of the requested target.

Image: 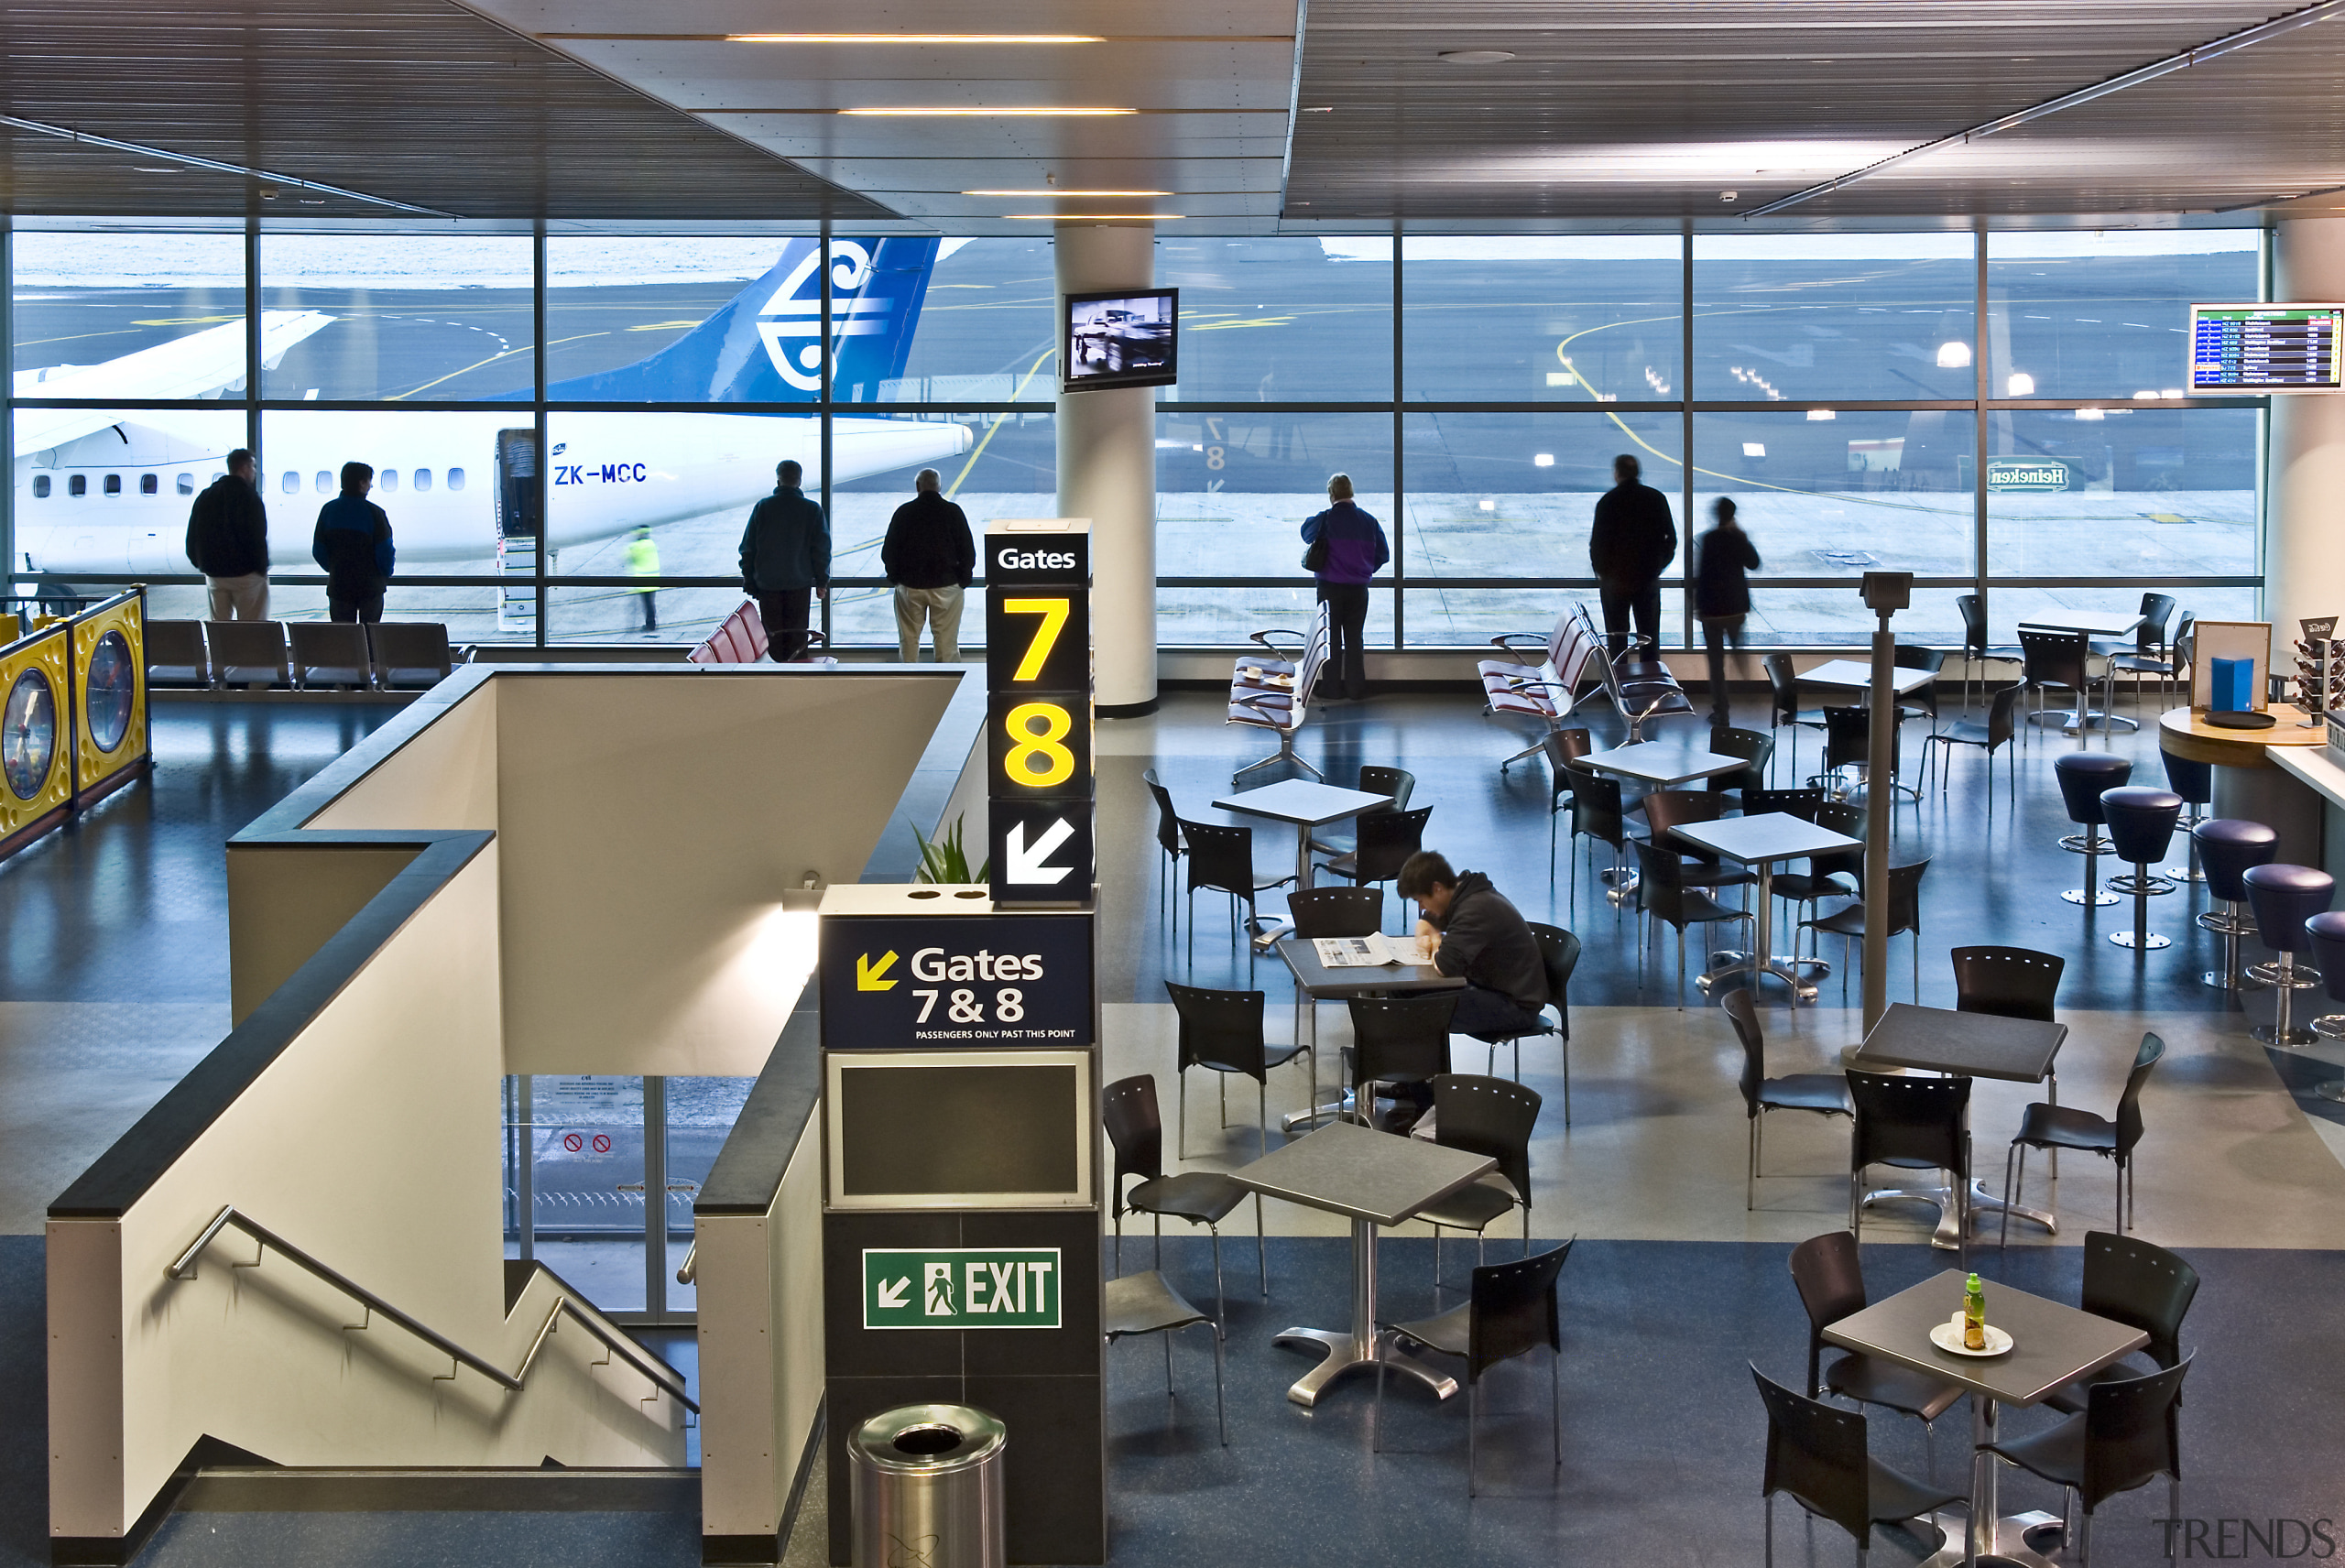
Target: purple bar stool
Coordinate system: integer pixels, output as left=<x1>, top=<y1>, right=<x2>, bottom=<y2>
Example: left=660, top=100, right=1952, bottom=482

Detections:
left=2242, top=863, right=2333, bottom=1046
left=2194, top=819, right=2279, bottom=991
left=2158, top=746, right=2211, bottom=884
left=2100, top=787, right=2183, bottom=952
left=2307, top=912, right=2345, bottom=1103
left=2055, top=752, right=2131, bottom=907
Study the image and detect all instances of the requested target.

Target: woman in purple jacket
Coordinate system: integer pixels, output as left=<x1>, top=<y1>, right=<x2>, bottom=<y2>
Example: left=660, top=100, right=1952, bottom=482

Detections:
left=1300, top=474, right=1391, bottom=701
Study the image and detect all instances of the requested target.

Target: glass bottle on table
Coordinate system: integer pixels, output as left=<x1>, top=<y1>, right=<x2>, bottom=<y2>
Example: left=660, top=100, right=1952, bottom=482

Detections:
left=1964, top=1271, right=1987, bottom=1351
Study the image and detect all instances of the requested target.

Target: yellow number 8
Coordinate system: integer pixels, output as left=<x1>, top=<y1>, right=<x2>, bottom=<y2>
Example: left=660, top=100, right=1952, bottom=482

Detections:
left=1003, top=702, right=1075, bottom=788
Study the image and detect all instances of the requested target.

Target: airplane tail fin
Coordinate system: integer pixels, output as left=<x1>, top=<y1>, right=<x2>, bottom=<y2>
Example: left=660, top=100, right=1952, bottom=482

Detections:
left=538, top=238, right=940, bottom=403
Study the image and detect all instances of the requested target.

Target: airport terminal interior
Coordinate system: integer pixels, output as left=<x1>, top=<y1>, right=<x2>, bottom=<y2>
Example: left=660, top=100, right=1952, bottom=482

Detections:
left=14, top=4, right=2345, bottom=1567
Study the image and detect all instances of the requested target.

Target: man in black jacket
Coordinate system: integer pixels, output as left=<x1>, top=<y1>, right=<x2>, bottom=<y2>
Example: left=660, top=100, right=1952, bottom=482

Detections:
left=1398, top=851, right=1550, bottom=1041
left=185, top=448, right=270, bottom=620
left=1587, top=452, right=1677, bottom=656
left=310, top=462, right=394, bottom=624
left=737, top=460, right=830, bottom=660
left=881, top=468, right=976, bottom=663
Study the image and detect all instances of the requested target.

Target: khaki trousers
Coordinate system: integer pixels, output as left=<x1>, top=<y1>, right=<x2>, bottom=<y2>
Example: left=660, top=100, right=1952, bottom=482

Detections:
left=894, top=584, right=965, bottom=663
left=205, top=573, right=270, bottom=621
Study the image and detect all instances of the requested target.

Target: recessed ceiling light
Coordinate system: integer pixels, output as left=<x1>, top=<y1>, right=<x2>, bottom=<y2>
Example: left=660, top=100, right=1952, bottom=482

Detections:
left=133, top=166, right=180, bottom=173
left=727, top=33, right=1103, bottom=43
left=965, top=189, right=1171, bottom=197
left=1437, top=49, right=1515, bottom=64
left=1003, top=212, right=1181, bottom=220
left=1300, top=105, right=1335, bottom=113
left=1720, top=191, right=1739, bottom=201
left=845, top=106, right=1134, bottom=116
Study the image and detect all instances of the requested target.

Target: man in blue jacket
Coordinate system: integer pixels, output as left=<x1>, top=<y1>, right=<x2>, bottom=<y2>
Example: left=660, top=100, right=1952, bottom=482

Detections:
left=1300, top=473, right=1390, bottom=701
left=311, top=462, right=394, bottom=624
left=738, top=459, right=830, bottom=660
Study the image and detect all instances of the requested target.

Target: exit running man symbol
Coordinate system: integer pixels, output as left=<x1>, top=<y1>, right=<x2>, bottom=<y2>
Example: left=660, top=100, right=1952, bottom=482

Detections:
left=924, top=1262, right=955, bottom=1317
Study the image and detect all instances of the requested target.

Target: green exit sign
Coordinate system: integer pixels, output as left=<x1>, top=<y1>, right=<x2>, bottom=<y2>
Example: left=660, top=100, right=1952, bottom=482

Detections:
left=862, top=1247, right=1063, bottom=1330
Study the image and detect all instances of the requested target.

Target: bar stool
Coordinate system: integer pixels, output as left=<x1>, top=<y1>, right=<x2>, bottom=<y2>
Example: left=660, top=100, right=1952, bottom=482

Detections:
left=2241, top=863, right=2332, bottom=1046
left=2055, top=752, right=2132, bottom=907
left=2100, top=787, right=2183, bottom=953
left=2194, top=818, right=2278, bottom=992
left=2305, top=912, right=2345, bottom=1102
left=2158, top=746, right=2211, bottom=885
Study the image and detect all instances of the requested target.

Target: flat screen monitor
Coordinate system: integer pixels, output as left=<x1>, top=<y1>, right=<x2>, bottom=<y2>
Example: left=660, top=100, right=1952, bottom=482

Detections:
left=1063, top=288, right=1177, bottom=392
left=825, top=1050, right=1093, bottom=1209
left=2188, top=303, right=2345, bottom=394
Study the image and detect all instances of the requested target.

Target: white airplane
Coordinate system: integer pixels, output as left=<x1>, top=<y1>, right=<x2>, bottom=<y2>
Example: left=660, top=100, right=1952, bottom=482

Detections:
left=11, top=238, right=971, bottom=577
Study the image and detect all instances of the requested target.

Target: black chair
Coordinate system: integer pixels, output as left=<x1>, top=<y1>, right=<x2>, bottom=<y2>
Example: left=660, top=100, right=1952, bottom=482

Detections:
left=1104, top=1271, right=1227, bottom=1447
left=2019, top=625, right=2106, bottom=739
left=2194, top=817, right=2278, bottom=993
left=2242, top=862, right=2334, bottom=1045
left=1707, top=725, right=1774, bottom=803
left=1951, top=945, right=2063, bottom=1020
left=2002, top=1032, right=2164, bottom=1247
left=1741, top=785, right=1824, bottom=822
left=2108, top=596, right=2183, bottom=710
left=1377, top=1242, right=1573, bottom=1497
left=1346, top=993, right=1456, bottom=1132
left=2054, top=752, right=2132, bottom=908
left=1786, top=1231, right=1964, bottom=1480
left=1284, top=885, right=1386, bottom=1074
left=1309, top=764, right=1415, bottom=858
left=1564, top=761, right=1638, bottom=919
left=1918, top=681, right=2023, bottom=808
left=1417, top=1073, right=1542, bottom=1290
left=1802, top=859, right=1930, bottom=1004
left=1772, top=800, right=1863, bottom=953
left=1981, top=1357, right=2191, bottom=1568
left=1482, top=924, right=1578, bottom=1122
left=2044, top=1231, right=2199, bottom=1413
left=1728, top=990, right=1852, bottom=1210
left=1891, top=644, right=1944, bottom=732
left=1317, top=805, right=1433, bottom=931
left=1143, top=768, right=1187, bottom=934
left=1957, top=592, right=2023, bottom=713
left=1642, top=788, right=1757, bottom=895
left=1816, top=704, right=1904, bottom=801
left=1179, top=820, right=1296, bottom=975
left=1848, top=1069, right=1971, bottom=1262
left=1751, top=1363, right=1965, bottom=1566
left=2100, top=788, right=2184, bottom=953
left=1104, top=1074, right=1260, bottom=1318
left=1631, top=837, right=1753, bottom=1009
left=1766, top=652, right=1832, bottom=784
left=1164, top=982, right=1311, bottom=1159
left=1540, top=730, right=1595, bottom=876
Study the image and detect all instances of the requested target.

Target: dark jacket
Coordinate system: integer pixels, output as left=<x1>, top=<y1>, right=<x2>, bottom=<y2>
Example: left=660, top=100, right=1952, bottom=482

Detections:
left=1301, top=501, right=1391, bottom=586
left=1428, top=870, right=1548, bottom=1012
left=185, top=474, right=269, bottom=578
left=881, top=492, right=976, bottom=590
left=311, top=495, right=394, bottom=593
left=1693, top=524, right=1761, bottom=618
left=1588, top=481, right=1677, bottom=587
left=738, top=485, right=831, bottom=593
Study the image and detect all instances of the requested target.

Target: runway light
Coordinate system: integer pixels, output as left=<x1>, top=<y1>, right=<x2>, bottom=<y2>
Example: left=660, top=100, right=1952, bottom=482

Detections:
left=2161, top=388, right=2184, bottom=400
left=2074, top=407, right=2107, bottom=420
left=1479, top=498, right=1496, bottom=511
left=1806, top=408, right=1836, bottom=420
left=1742, top=442, right=1767, bottom=458
left=2005, top=372, right=2035, bottom=396
left=2134, top=389, right=2160, bottom=400
left=846, top=106, right=1135, bottom=116
left=1533, top=452, right=1554, bottom=467
left=1936, top=341, right=1972, bottom=368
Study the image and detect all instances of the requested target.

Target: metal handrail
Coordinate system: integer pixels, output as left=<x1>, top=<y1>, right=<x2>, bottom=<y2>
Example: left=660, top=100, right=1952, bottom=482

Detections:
left=169, top=1204, right=697, bottom=1412
left=675, top=1239, right=697, bottom=1287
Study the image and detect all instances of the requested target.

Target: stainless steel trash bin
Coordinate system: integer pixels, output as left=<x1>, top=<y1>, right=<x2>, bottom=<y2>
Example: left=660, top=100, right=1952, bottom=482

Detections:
left=848, top=1403, right=1007, bottom=1568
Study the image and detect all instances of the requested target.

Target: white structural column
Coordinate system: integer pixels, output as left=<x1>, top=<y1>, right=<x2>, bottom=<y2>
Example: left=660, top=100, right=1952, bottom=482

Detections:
left=1055, top=223, right=1158, bottom=714
left=2268, top=218, right=2345, bottom=637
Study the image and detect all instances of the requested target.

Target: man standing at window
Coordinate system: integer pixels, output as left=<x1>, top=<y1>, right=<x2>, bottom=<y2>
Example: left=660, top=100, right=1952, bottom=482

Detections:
left=311, top=462, right=394, bottom=624
left=1301, top=472, right=1389, bottom=701
left=1588, top=452, right=1676, bottom=657
left=738, top=460, right=829, bottom=661
left=185, top=448, right=270, bottom=621
left=881, top=467, right=975, bottom=662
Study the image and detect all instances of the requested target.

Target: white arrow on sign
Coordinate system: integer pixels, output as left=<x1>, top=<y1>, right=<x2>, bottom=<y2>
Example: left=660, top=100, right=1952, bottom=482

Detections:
left=1006, top=818, right=1075, bottom=885
left=876, top=1277, right=911, bottom=1310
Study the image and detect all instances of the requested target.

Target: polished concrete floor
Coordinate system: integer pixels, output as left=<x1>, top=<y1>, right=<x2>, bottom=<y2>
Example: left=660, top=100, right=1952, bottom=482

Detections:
left=4, top=685, right=2343, bottom=1566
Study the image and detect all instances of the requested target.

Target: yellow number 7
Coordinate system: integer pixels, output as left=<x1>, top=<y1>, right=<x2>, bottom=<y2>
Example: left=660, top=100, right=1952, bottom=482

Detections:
left=1003, top=597, right=1070, bottom=682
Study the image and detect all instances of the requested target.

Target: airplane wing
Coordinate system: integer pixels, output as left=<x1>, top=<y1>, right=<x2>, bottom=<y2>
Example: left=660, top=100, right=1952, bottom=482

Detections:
left=11, top=311, right=334, bottom=455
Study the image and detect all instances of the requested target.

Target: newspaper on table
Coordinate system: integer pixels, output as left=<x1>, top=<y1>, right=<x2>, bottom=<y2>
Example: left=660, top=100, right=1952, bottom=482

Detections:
left=1313, top=933, right=1436, bottom=968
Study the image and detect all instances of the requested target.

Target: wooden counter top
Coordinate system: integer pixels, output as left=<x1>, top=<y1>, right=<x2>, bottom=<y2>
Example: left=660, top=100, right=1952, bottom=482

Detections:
left=2157, top=704, right=2327, bottom=768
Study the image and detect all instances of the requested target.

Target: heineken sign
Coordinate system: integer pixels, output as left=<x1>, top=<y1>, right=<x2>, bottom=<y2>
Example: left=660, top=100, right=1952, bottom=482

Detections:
left=862, top=1247, right=1063, bottom=1330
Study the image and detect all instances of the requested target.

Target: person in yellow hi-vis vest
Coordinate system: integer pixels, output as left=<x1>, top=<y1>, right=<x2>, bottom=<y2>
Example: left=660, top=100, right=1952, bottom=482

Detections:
left=626, top=525, right=660, bottom=633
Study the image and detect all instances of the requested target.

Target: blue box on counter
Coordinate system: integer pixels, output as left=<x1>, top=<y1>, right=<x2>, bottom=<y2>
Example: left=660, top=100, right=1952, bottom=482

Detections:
left=2210, top=656, right=2257, bottom=713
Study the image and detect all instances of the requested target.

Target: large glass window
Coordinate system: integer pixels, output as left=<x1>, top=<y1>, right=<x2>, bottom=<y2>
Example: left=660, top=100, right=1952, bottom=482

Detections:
left=1988, top=232, right=2262, bottom=400
left=1157, top=410, right=1393, bottom=583
left=1984, top=407, right=2257, bottom=580
left=1402, top=412, right=1682, bottom=588
left=260, top=234, right=535, bottom=400
left=11, top=232, right=245, bottom=379
left=1694, top=234, right=1978, bottom=403
left=1401, top=236, right=1681, bottom=403
left=1692, top=409, right=1976, bottom=581
left=544, top=235, right=810, bottom=398
left=889, top=238, right=1060, bottom=402
left=1158, top=238, right=1394, bottom=402
left=15, top=406, right=246, bottom=581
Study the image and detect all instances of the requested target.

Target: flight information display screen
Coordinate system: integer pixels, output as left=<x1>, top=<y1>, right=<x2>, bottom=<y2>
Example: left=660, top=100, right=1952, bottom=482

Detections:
left=2189, top=303, right=2345, bottom=393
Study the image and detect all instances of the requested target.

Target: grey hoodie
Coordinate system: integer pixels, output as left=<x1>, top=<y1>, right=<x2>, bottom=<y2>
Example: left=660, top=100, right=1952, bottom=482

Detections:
left=1428, top=870, right=1548, bottom=1011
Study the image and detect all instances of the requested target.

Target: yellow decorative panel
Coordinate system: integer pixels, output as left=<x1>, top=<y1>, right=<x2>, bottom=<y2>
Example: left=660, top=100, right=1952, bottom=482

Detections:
left=71, top=592, right=147, bottom=798
left=0, top=625, right=72, bottom=842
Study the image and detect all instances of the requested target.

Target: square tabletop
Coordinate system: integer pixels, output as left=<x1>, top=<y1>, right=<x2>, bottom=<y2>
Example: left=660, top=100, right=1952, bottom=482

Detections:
left=1824, top=1269, right=2148, bottom=1407
left=1213, top=779, right=1392, bottom=827
left=1227, top=1119, right=1496, bottom=1227
left=1671, top=811, right=1861, bottom=866
left=1277, top=936, right=1465, bottom=998
left=2019, top=610, right=2145, bottom=638
left=1582, top=738, right=1751, bottom=785
left=1851, top=1001, right=2067, bottom=1083
left=1800, top=659, right=1938, bottom=695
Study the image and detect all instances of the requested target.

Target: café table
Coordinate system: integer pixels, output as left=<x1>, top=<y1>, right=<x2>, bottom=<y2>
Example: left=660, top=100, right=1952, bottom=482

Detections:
left=1673, top=811, right=1862, bottom=1007
left=1849, top=1002, right=2068, bottom=1249
left=2017, top=611, right=2147, bottom=733
left=1213, top=778, right=1393, bottom=896
left=1579, top=737, right=1755, bottom=904
left=1226, top=1119, right=1496, bottom=1408
left=1273, top=935, right=1464, bottom=1132
left=1824, top=1269, right=2148, bottom=1567
left=1798, top=658, right=1939, bottom=698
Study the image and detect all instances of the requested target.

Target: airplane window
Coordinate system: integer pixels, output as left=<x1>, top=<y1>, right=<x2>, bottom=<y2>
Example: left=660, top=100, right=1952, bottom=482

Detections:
left=414, top=468, right=433, bottom=493
left=380, top=470, right=398, bottom=493
left=139, top=474, right=158, bottom=495
left=315, top=472, right=332, bottom=495
left=446, top=467, right=465, bottom=491
left=177, top=474, right=195, bottom=495
left=69, top=475, right=85, bottom=497
left=103, top=474, right=121, bottom=496
left=281, top=473, right=298, bottom=495
left=31, top=475, right=49, bottom=499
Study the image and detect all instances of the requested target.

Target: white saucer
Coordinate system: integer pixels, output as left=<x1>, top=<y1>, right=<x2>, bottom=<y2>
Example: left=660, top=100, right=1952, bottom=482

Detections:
left=1930, top=1320, right=2014, bottom=1357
